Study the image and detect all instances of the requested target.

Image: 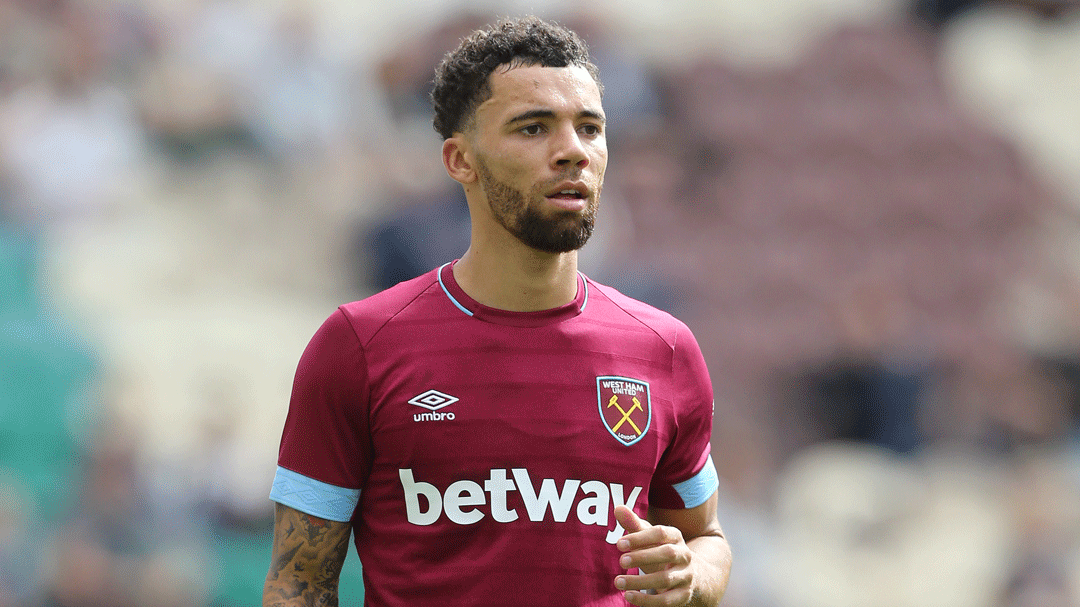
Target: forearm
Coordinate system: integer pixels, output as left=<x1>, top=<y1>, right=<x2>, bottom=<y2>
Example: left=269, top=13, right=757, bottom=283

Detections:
left=263, top=578, right=339, bottom=607
left=686, top=533, right=732, bottom=607
left=263, top=504, right=351, bottom=607
left=632, top=498, right=732, bottom=607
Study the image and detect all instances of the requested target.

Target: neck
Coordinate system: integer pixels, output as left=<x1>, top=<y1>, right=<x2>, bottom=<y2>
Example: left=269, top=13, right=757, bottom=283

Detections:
left=452, top=241, right=580, bottom=312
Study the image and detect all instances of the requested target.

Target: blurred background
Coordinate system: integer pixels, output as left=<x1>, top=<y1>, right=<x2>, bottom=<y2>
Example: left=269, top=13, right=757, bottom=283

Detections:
left=2, top=0, right=1080, bottom=605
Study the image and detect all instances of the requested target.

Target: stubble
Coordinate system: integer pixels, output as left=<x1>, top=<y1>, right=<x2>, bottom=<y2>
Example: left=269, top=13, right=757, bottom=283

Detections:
left=475, top=158, right=598, bottom=254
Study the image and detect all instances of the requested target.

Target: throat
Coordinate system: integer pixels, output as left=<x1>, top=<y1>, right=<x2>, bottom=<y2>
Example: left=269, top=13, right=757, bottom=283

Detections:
left=453, top=249, right=580, bottom=312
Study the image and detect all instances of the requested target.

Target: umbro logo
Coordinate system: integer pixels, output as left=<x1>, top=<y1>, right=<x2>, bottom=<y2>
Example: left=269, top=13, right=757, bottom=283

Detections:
left=408, top=390, right=459, bottom=410
left=409, top=390, right=459, bottom=422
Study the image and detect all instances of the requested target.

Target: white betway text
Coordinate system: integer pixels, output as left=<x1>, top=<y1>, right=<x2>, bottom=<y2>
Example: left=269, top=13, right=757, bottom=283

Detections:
left=399, top=468, right=643, bottom=545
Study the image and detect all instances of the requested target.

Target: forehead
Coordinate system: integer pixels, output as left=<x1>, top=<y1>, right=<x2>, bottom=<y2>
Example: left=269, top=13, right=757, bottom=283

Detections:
left=476, top=64, right=603, bottom=126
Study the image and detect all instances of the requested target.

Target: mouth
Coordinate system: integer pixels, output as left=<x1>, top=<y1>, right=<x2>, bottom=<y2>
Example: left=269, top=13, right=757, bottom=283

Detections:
left=544, top=182, right=589, bottom=210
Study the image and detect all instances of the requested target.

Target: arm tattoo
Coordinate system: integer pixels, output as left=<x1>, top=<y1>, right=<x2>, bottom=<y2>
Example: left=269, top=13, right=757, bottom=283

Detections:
left=264, top=504, right=352, bottom=607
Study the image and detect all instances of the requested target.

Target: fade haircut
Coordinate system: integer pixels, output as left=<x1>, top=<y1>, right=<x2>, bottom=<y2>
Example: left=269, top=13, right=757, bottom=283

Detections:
left=431, top=16, right=602, bottom=140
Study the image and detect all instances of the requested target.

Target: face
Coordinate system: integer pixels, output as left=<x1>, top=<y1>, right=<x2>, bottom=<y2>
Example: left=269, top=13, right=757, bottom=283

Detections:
left=462, top=64, right=607, bottom=254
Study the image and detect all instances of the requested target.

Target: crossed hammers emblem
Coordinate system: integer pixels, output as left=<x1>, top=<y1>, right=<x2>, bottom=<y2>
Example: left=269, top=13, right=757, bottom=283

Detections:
left=607, top=395, right=643, bottom=435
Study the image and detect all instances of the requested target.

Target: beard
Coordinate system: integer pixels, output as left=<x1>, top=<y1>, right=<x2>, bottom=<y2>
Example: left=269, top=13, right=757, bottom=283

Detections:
left=475, top=159, right=599, bottom=254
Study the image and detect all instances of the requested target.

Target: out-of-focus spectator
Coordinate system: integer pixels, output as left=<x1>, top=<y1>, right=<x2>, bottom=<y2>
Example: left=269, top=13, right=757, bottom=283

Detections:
left=232, top=6, right=363, bottom=169
left=793, top=279, right=935, bottom=454
left=938, top=346, right=1075, bottom=452
left=0, top=2, right=146, bottom=225
left=137, top=0, right=264, bottom=165
left=360, top=187, right=470, bottom=291
left=40, top=421, right=212, bottom=607
left=913, top=0, right=1080, bottom=29
left=911, top=0, right=984, bottom=27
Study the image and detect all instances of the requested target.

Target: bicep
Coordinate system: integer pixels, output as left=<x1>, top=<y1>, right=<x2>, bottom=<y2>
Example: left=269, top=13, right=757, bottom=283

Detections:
left=264, top=503, right=352, bottom=604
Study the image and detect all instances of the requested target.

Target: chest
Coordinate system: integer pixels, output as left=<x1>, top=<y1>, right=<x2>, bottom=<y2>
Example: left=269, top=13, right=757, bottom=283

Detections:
left=362, top=327, right=675, bottom=480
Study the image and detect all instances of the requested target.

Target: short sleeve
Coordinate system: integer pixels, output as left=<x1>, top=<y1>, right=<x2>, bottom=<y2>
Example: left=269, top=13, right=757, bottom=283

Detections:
left=270, top=309, right=371, bottom=521
left=649, top=322, right=718, bottom=510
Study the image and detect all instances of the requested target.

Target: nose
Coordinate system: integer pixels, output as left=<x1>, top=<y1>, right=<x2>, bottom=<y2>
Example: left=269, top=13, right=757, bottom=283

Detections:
left=552, top=125, right=589, bottom=170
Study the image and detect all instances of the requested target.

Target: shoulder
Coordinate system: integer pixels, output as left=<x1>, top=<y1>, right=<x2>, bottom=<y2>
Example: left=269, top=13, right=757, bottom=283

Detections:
left=584, top=277, right=693, bottom=351
left=335, top=267, right=443, bottom=344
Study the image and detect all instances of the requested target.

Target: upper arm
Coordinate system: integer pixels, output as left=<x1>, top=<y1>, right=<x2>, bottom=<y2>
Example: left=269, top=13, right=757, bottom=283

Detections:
left=647, top=489, right=724, bottom=542
left=263, top=503, right=352, bottom=607
left=651, top=321, right=717, bottom=509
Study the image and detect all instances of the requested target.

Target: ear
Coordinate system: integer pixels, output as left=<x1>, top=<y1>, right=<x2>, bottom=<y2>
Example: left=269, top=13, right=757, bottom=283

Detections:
left=442, top=136, right=476, bottom=185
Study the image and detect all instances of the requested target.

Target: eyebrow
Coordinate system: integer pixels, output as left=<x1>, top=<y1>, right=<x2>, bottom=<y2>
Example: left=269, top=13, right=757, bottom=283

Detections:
left=505, top=108, right=606, bottom=126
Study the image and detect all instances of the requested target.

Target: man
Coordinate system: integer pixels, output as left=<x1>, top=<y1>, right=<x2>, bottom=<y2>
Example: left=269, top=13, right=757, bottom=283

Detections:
left=264, top=16, right=731, bottom=607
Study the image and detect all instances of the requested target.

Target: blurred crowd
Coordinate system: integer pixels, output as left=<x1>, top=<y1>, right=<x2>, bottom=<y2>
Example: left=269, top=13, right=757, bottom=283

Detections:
left=2, top=0, right=1080, bottom=605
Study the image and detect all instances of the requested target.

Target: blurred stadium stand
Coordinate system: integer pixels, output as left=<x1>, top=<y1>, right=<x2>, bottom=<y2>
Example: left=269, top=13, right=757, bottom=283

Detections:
left=2, top=0, right=1080, bottom=605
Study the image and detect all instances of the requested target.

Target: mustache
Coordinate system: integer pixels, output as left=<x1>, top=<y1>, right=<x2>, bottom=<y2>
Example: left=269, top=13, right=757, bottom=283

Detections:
left=549, top=169, right=584, bottom=183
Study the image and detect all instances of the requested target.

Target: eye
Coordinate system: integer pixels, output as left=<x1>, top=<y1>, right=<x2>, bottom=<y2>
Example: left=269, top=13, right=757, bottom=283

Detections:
left=520, top=124, right=544, bottom=136
left=580, top=123, right=603, bottom=136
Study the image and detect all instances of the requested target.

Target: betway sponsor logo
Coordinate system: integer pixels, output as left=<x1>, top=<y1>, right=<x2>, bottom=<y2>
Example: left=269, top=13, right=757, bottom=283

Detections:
left=400, top=468, right=642, bottom=545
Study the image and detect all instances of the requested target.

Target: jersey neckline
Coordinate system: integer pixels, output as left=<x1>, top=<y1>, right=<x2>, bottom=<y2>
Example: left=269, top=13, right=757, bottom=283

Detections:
left=437, top=260, right=589, bottom=327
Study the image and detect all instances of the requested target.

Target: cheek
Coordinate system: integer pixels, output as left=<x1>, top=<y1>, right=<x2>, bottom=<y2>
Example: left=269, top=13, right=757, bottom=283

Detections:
left=593, top=160, right=608, bottom=186
left=492, top=156, right=534, bottom=185
left=591, top=146, right=608, bottom=176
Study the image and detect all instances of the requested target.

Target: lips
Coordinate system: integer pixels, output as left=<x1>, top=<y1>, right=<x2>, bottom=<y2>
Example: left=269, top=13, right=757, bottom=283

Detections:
left=548, top=187, right=585, bottom=200
left=544, top=182, right=589, bottom=210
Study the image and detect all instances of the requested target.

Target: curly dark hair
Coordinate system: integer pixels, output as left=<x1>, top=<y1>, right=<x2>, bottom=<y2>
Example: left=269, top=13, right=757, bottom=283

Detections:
left=431, top=16, right=602, bottom=140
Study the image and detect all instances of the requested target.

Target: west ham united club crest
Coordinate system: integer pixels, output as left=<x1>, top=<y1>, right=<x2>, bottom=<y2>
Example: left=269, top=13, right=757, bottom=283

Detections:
left=596, top=376, right=651, bottom=446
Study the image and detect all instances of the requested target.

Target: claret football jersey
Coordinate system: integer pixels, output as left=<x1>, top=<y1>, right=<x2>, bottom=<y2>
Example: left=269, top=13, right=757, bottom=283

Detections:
left=271, top=261, right=718, bottom=607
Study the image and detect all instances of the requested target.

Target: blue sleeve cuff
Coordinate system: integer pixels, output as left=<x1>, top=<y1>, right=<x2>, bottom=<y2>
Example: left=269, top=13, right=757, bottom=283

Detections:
left=672, top=455, right=718, bottom=509
left=269, top=466, right=360, bottom=522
